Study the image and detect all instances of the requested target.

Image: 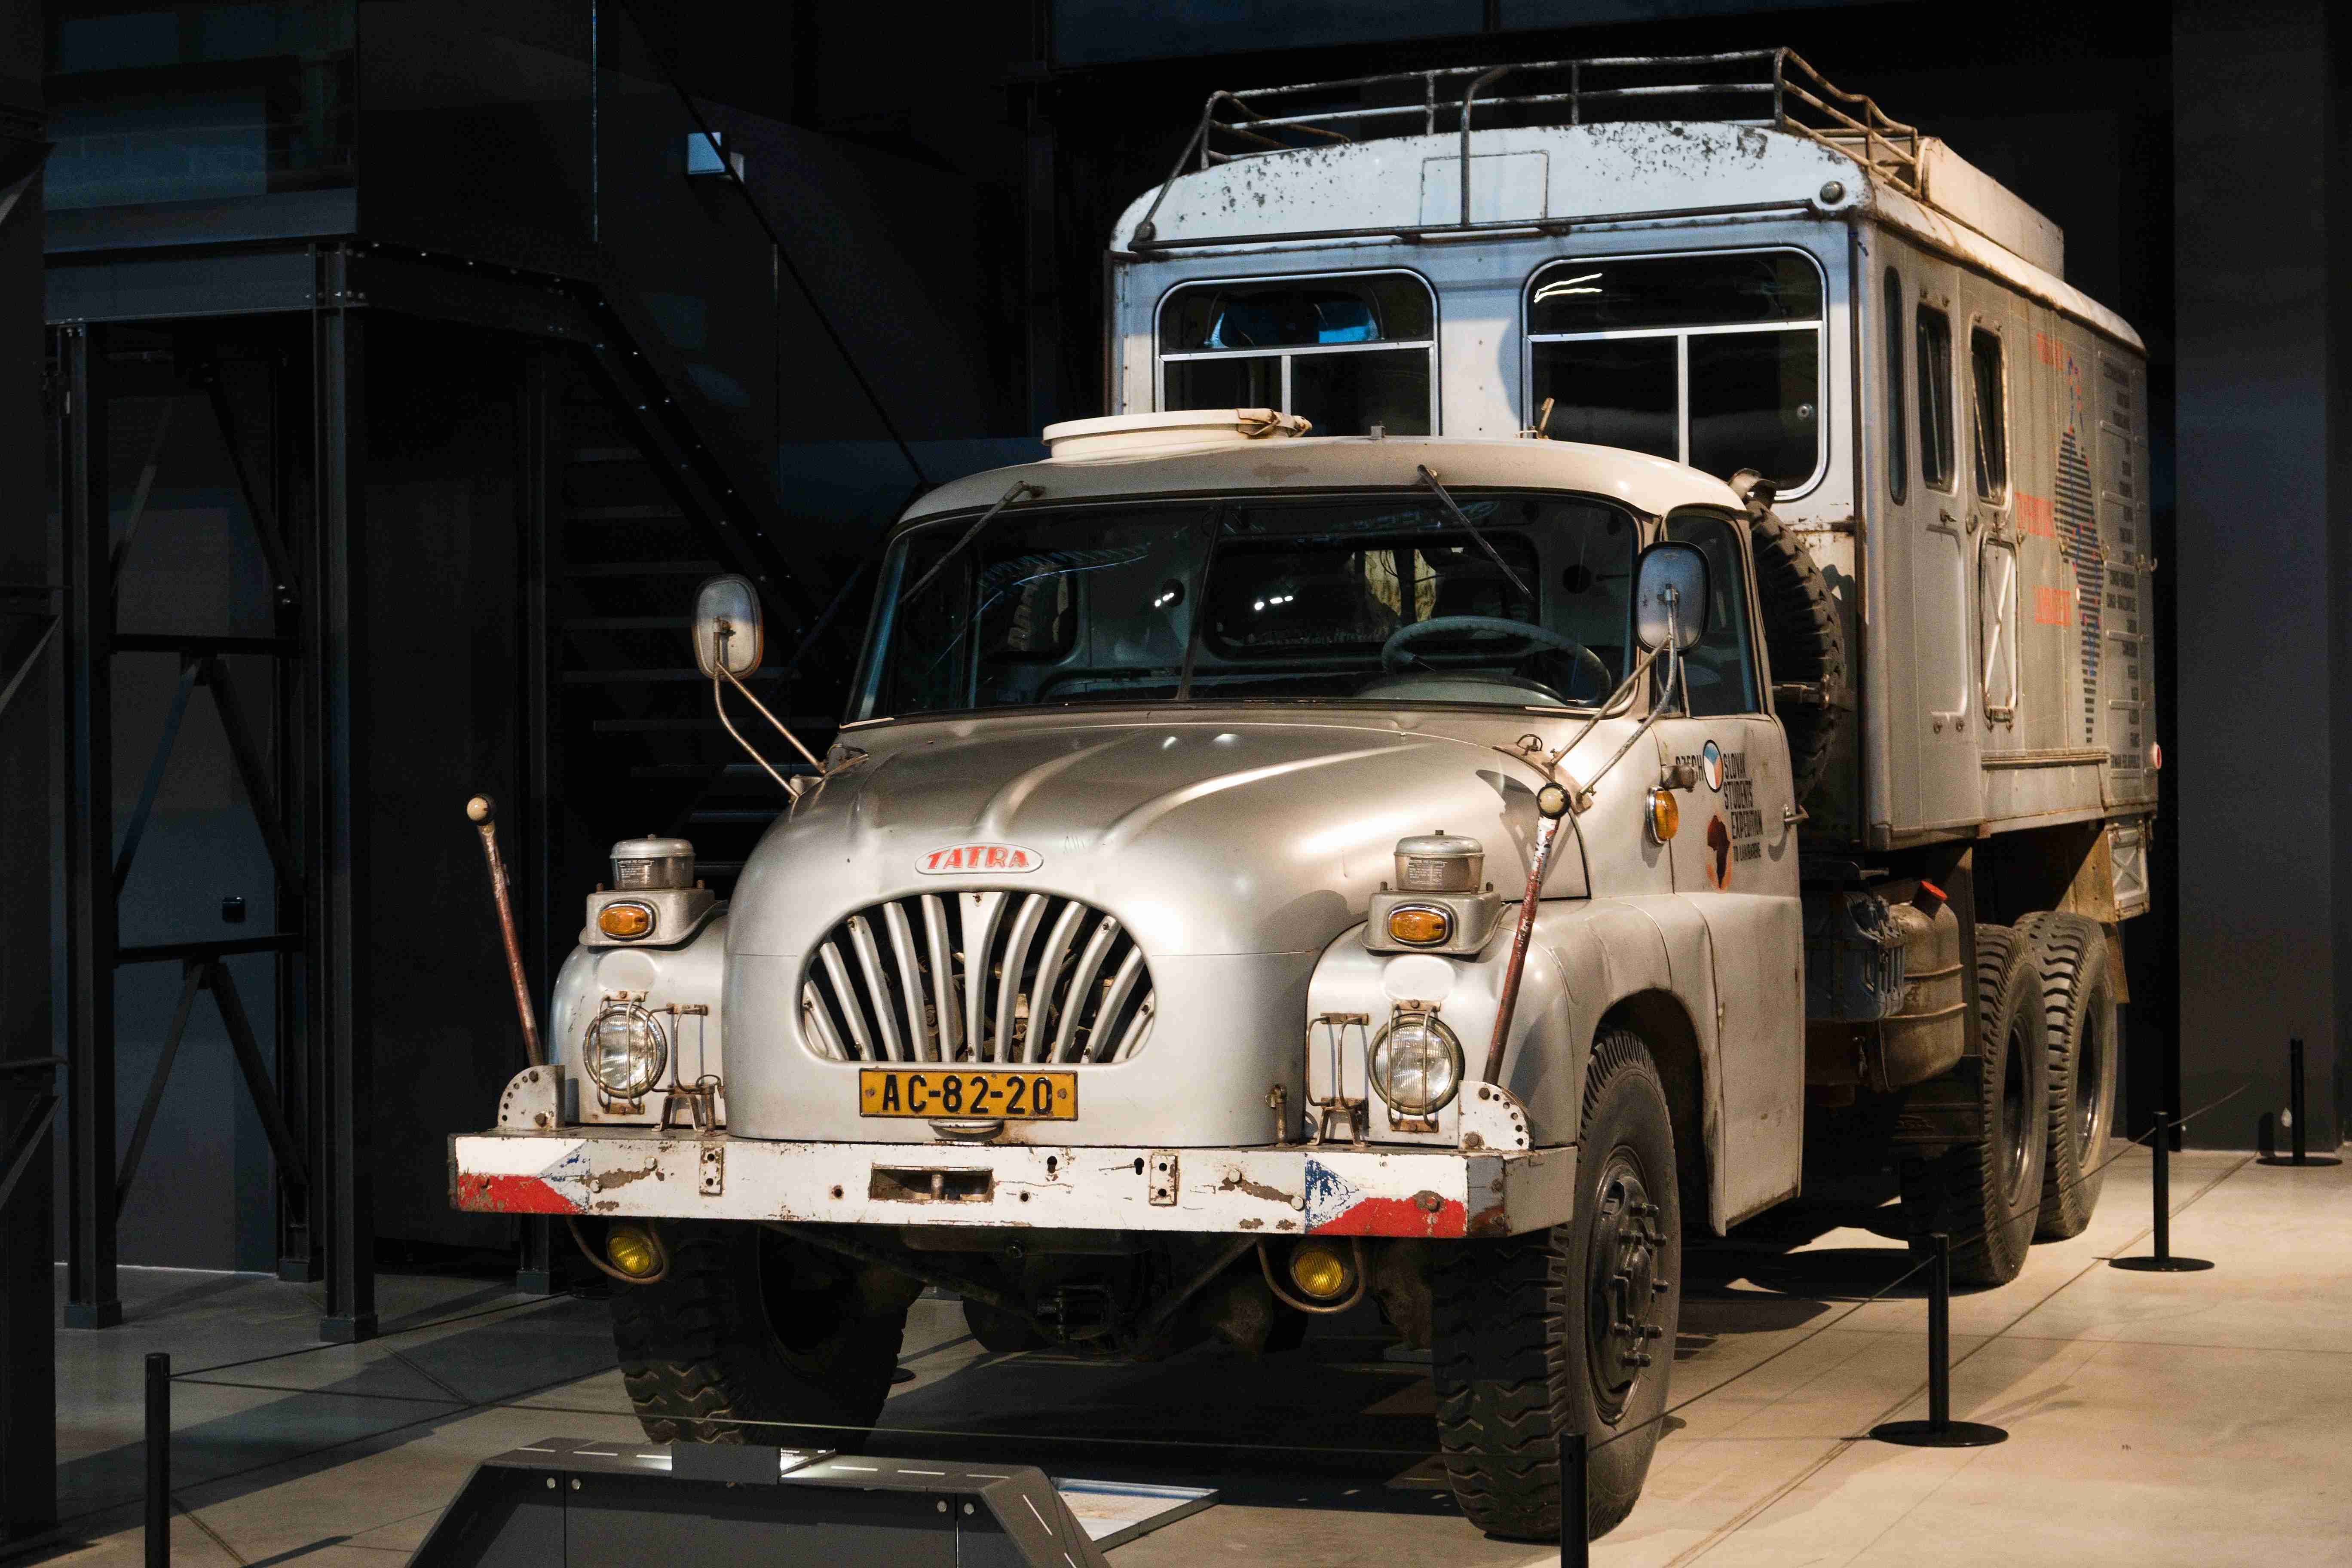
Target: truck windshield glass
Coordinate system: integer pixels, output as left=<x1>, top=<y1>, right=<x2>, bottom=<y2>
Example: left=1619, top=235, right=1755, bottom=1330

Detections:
left=853, top=493, right=1637, bottom=720
left=1525, top=250, right=1823, bottom=492
left=1158, top=272, right=1436, bottom=435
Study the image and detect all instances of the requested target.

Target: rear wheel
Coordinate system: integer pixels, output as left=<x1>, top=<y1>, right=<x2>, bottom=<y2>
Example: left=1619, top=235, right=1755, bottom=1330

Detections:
left=610, top=1222, right=920, bottom=1447
left=2014, top=913, right=2120, bottom=1239
left=1902, top=925, right=2050, bottom=1285
left=1432, top=1031, right=1680, bottom=1541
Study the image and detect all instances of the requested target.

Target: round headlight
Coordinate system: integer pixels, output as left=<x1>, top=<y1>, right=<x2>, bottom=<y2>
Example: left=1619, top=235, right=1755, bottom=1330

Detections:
left=1369, top=1011, right=1464, bottom=1115
left=585, top=1000, right=668, bottom=1100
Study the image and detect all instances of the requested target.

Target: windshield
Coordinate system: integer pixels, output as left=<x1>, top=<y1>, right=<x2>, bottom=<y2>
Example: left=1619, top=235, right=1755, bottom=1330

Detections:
left=851, top=492, right=1639, bottom=722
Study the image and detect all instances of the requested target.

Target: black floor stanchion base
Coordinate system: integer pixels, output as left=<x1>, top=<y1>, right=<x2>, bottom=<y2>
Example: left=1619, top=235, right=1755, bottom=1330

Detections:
left=1868, top=1418, right=2009, bottom=1449
left=2109, top=1254, right=2215, bottom=1272
left=2255, top=1153, right=2343, bottom=1167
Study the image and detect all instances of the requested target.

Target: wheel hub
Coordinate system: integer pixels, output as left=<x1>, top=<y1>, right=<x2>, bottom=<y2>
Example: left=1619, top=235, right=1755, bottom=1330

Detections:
left=1585, top=1155, right=1670, bottom=1421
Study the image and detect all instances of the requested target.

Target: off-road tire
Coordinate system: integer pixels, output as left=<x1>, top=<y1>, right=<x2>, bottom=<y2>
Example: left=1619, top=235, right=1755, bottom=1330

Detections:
left=610, top=1222, right=920, bottom=1447
left=2014, top=913, right=2120, bottom=1240
left=1903, top=925, right=2051, bottom=1285
left=1432, top=1031, right=1680, bottom=1541
left=1746, top=505, right=1849, bottom=802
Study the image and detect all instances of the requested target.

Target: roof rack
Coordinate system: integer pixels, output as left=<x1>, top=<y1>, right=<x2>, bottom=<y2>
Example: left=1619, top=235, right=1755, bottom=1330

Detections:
left=1128, top=48, right=1923, bottom=248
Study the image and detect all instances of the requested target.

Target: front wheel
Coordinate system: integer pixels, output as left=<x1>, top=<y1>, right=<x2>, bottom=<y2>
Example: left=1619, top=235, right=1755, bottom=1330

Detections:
left=1432, top=1031, right=1681, bottom=1541
left=609, top=1222, right=920, bottom=1447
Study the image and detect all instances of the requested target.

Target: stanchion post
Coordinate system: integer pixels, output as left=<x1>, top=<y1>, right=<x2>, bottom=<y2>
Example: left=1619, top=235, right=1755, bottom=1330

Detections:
left=2153, top=1110, right=2171, bottom=1259
left=1869, top=1233, right=2006, bottom=1448
left=146, top=1351, right=169, bottom=1567
left=1559, top=1430, right=1588, bottom=1568
left=2291, top=1039, right=2306, bottom=1165
left=2112, top=1110, right=2214, bottom=1271
left=2261, top=1037, right=2342, bottom=1166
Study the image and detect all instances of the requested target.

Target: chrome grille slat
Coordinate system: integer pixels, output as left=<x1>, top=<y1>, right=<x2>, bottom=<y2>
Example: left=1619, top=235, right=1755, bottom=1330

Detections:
left=1109, top=995, right=1156, bottom=1061
left=800, top=984, right=845, bottom=1060
left=956, top=891, right=1008, bottom=1064
left=846, top=916, right=905, bottom=1061
left=816, top=941, right=874, bottom=1060
left=919, top=894, right=961, bottom=1062
left=805, top=890, right=1154, bottom=1067
left=994, top=894, right=1050, bottom=1065
left=881, top=900, right=934, bottom=1060
left=1053, top=916, right=1123, bottom=1063
left=1026, top=901, right=1090, bottom=1063
left=1093, top=948, right=1148, bottom=1062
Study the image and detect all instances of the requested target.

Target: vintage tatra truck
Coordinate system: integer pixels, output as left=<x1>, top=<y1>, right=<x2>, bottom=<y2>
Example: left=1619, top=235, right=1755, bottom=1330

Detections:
left=454, top=52, right=2155, bottom=1540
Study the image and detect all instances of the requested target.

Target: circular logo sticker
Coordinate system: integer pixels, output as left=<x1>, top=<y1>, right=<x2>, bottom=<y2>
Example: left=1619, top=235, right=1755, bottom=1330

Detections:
left=1702, top=740, right=1724, bottom=792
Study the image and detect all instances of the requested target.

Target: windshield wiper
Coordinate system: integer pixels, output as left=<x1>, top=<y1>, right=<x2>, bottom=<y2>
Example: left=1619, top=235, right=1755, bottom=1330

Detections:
left=1415, top=465, right=1532, bottom=600
left=897, top=479, right=1040, bottom=607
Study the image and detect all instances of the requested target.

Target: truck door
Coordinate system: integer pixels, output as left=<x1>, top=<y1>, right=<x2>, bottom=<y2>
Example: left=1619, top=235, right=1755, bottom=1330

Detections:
left=1654, top=507, right=1805, bottom=1219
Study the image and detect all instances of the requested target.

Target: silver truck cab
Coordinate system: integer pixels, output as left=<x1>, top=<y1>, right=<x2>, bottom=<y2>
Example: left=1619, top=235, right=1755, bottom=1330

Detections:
left=456, top=49, right=2150, bottom=1545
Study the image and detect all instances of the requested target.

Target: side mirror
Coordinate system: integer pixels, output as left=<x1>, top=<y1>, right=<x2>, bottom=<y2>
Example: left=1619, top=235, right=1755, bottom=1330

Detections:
left=692, top=575, right=764, bottom=679
left=1633, top=542, right=1711, bottom=653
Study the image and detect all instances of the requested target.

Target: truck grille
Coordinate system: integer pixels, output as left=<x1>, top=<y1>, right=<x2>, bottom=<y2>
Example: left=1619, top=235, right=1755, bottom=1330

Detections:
left=800, top=891, right=1156, bottom=1065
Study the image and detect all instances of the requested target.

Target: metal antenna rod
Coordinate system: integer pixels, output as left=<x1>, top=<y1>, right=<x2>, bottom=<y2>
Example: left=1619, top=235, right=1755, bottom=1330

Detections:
left=465, top=795, right=544, bottom=1067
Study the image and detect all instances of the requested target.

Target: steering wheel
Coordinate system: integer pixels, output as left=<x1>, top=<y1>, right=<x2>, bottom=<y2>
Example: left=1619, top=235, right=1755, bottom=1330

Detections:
left=1380, top=616, right=1613, bottom=695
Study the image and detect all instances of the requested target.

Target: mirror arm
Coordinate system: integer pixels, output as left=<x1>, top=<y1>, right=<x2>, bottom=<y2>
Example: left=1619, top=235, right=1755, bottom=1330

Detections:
left=718, top=658, right=826, bottom=774
left=712, top=674, right=803, bottom=801
left=1540, top=643, right=1665, bottom=778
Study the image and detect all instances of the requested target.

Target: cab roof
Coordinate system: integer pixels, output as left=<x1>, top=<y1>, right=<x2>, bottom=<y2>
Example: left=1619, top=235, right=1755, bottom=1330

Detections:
left=895, top=435, right=1745, bottom=533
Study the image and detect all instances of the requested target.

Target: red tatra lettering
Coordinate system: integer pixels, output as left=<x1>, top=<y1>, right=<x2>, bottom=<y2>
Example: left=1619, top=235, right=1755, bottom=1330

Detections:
left=986, top=846, right=1007, bottom=867
left=1008, top=849, right=1029, bottom=868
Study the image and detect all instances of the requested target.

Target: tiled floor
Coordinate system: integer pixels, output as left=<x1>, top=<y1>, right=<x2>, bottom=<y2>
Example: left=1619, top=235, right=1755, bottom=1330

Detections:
left=40, top=1146, right=2352, bottom=1567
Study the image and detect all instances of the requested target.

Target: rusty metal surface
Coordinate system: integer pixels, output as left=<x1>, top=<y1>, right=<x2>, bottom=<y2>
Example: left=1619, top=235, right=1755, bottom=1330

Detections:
left=449, top=1126, right=1577, bottom=1240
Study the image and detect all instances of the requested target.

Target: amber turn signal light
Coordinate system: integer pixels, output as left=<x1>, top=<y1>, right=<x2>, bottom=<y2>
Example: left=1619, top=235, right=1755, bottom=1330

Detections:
left=1647, top=788, right=1681, bottom=844
left=597, top=901, right=655, bottom=940
left=1386, top=906, right=1453, bottom=946
left=1289, top=1242, right=1354, bottom=1301
left=606, top=1224, right=662, bottom=1279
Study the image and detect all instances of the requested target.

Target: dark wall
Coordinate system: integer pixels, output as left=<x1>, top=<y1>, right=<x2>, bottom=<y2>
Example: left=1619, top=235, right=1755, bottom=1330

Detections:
left=0, top=0, right=49, bottom=1532
left=2173, top=0, right=2341, bottom=1148
left=357, top=321, right=535, bottom=1252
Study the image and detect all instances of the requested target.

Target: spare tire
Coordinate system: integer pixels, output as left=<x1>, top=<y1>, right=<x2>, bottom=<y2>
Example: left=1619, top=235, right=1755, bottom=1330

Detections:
left=1732, top=475, right=1849, bottom=803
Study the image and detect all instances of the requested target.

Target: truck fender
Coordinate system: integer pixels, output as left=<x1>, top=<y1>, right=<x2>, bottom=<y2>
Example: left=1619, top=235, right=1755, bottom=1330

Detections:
left=1537, top=897, right=1730, bottom=1232
left=548, top=912, right=731, bottom=1124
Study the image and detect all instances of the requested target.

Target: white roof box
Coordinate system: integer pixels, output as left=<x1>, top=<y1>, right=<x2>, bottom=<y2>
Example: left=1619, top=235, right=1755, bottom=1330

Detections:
left=1042, top=408, right=1312, bottom=462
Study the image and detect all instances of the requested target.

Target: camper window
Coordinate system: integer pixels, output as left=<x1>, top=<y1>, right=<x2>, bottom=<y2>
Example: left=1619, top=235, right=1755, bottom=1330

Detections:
left=1525, top=249, right=1824, bottom=493
left=1917, top=305, right=1956, bottom=491
left=1157, top=271, right=1436, bottom=436
left=1969, top=325, right=2009, bottom=501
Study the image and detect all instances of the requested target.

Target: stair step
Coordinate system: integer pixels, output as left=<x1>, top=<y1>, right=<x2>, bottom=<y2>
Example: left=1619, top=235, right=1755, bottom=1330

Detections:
left=629, top=761, right=818, bottom=779
left=562, top=667, right=796, bottom=685
left=592, top=716, right=836, bottom=733
left=560, top=616, right=692, bottom=632
left=568, top=504, right=690, bottom=523
left=562, top=560, right=722, bottom=579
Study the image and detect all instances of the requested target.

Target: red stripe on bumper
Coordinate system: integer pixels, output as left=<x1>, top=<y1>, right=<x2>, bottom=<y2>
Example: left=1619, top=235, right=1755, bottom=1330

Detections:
left=1309, top=1192, right=1468, bottom=1239
left=455, top=1172, right=578, bottom=1215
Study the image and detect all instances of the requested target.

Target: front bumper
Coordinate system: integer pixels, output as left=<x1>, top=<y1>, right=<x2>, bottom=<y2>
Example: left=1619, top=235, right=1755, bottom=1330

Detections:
left=450, top=1127, right=1576, bottom=1240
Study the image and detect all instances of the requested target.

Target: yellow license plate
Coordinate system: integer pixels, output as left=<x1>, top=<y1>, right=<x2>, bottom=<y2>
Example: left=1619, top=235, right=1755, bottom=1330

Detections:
left=858, top=1067, right=1077, bottom=1121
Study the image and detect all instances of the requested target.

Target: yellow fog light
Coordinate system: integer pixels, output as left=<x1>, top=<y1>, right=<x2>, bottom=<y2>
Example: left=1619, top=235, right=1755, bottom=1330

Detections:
left=1647, top=787, right=1680, bottom=844
left=606, top=1224, right=662, bottom=1279
left=1386, top=905, right=1453, bottom=946
left=598, top=900, right=655, bottom=940
left=1288, top=1242, right=1354, bottom=1302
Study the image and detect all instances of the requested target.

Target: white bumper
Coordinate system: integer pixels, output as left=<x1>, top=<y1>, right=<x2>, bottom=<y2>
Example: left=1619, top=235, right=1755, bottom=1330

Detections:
left=450, top=1126, right=1577, bottom=1240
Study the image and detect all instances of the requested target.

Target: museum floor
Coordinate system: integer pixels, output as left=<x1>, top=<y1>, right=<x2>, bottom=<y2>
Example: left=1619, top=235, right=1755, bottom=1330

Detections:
left=40, top=1146, right=2350, bottom=1568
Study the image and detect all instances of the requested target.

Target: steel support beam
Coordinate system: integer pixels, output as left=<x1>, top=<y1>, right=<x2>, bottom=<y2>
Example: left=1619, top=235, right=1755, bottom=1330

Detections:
left=61, top=322, right=120, bottom=1330
left=313, top=248, right=375, bottom=1342
left=516, top=348, right=558, bottom=1295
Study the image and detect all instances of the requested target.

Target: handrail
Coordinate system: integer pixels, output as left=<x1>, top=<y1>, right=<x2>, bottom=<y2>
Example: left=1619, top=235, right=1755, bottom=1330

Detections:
left=1130, top=46, right=1927, bottom=251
